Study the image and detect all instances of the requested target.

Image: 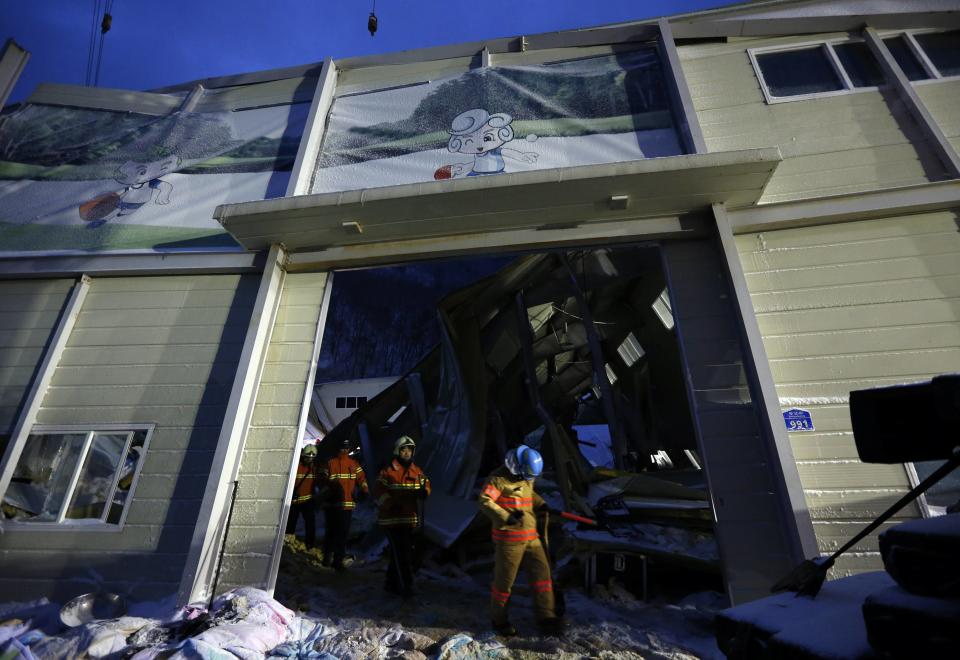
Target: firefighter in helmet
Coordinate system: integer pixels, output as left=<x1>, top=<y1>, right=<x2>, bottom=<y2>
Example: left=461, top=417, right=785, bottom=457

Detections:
left=287, top=443, right=319, bottom=548
left=478, top=444, right=565, bottom=637
left=318, top=438, right=368, bottom=570
left=374, top=435, right=430, bottom=597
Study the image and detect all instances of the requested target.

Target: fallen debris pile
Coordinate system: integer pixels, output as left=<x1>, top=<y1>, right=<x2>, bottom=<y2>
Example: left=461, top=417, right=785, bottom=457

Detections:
left=1, top=535, right=726, bottom=659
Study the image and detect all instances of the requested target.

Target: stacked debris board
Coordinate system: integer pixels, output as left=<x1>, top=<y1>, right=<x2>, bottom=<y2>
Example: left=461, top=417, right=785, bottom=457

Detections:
left=0, top=279, right=73, bottom=439
left=0, top=274, right=258, bottom=602
left=217, top=271, right=329, bottom=593
left=736, top=210, right=960, bottom=574
left=678, top=34, right=944, bottom=205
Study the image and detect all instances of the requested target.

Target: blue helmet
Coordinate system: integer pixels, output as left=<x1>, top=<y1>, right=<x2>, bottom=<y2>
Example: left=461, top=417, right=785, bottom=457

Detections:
left=506, top=444, right=543, bottom=480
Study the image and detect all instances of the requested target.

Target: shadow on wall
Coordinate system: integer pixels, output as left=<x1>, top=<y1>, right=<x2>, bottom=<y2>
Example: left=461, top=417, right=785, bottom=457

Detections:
left=0, top=275, right=259, bottom=604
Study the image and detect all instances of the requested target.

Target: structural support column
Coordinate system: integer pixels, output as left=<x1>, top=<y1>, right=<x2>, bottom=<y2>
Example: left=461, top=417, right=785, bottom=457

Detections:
left=286, top=58, right=338, bottom=197
left=0, top=39, right=29, bottom=109
left=0, top=275, right=90, bottom=508
left=657, top=19, right=707, bottom=155
left=863, top=26, right=960, bottom=178
left=178, top=245, right=287, bottom=605
left=712, top=203, right=819, bottom=561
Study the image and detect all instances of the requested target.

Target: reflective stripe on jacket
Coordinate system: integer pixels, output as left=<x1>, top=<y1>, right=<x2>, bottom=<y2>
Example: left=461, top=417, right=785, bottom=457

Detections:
left=478, top=465, right=545, bottom=543
left=318, top=451, right=368, bottom=510
left=374, top=459, right=430, bottom=527
left=292, top=463, right=317, bottom=504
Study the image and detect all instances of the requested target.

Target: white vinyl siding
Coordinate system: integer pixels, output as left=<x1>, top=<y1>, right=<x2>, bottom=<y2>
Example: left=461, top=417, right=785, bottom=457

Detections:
left=736, top=210, right=960, bottom=575
left=217, top=271, right=329, bottom=592
left=0, top=274, right=257, bottom=602
left=679, top=34, right=946, bottom=204
left=0, top=279, right=74, bottom=438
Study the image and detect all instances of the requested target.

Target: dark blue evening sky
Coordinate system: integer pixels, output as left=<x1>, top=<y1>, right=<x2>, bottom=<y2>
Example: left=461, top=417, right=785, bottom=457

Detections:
left=3, top=0, right=737, bottom=105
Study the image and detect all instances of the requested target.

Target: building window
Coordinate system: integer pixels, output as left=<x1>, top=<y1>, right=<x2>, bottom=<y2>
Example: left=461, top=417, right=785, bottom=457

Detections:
left=335, top=397, right=346, bottom=409
left=1, top=427, right=150, bottom=527
left=832, top=42, right=885, bottom=88
left=750, top=40, right=885, bottom=103
left=755, top=47, right=844, bottom=98
left=882, top=36, right=931, bottom=81
left=910, top=30, right=960, bottom=78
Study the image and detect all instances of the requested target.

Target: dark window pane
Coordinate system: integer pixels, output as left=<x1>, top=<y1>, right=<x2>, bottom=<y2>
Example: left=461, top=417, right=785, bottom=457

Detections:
left=833, top=42, right=885, bottom=87
left=346, top=396, right=357, bottom=408
left=757, top=47, right=844, bottom=97
left=107, top=433, right=147, bottom=524
left=914, top=30, right=960, bottom=77
left=915, top=460, right=960, bottom=509
left=883, top=36, right=931, bottom=81
left=358, top=396, right=368, bottom=405
left=335, top=397, right=346, bottom=409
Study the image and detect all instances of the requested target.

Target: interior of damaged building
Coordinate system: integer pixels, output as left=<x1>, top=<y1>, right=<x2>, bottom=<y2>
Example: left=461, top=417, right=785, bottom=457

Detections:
left=279, top=244, right=724, bottom=621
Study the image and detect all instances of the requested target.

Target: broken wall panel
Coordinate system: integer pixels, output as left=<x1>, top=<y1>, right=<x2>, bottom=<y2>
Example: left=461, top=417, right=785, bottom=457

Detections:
left=0, top=273, right=257, bottom=603
left=218, top=271, right=329, bottom=594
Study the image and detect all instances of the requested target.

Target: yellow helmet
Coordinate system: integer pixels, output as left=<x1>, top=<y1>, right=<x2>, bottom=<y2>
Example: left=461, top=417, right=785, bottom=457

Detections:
left=301, top=444, right=318, bottom=458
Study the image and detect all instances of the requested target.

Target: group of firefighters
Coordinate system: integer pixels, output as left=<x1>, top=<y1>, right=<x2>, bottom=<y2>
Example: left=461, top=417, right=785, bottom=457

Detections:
left=286, top=435, right=566, bottom=637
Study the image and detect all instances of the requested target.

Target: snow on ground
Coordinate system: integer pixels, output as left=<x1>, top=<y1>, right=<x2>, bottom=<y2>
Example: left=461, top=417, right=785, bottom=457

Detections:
left=0, top=536, right=725, bottom=659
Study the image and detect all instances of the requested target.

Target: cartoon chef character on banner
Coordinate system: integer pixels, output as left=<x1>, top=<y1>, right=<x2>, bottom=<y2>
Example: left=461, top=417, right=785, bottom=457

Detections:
left=434, top=109, right=538, bottom=180
left=79, top=154, right=181, bottom=227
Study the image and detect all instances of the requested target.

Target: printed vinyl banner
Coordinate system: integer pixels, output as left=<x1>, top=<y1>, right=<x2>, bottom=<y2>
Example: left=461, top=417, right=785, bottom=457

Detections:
left=313, top=49, right=684, bottom=193
left=0, top=99, right=308, bottom=254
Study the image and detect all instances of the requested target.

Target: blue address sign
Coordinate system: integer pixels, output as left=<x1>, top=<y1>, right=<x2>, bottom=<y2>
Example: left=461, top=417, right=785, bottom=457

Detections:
left=783, top=408, right=815, bottom=432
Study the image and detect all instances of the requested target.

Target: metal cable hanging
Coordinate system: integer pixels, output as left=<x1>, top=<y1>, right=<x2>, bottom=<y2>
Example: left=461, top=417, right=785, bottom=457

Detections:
left=86, top=0, right=115, bottom=87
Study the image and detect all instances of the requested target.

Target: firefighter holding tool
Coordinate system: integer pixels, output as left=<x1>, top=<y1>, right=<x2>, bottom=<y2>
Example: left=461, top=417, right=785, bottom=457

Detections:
left=478, top=444, right=566, bottom=637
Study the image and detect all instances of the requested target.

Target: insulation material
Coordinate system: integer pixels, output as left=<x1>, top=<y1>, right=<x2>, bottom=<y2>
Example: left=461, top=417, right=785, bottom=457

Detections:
left=313, top=49, right=683, bottom=192
left=0, top=97, right=308, bottom=254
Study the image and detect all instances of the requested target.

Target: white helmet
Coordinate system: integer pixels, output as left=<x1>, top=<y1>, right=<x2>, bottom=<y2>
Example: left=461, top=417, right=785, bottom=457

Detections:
left=393, top=435, right=416, bottom=457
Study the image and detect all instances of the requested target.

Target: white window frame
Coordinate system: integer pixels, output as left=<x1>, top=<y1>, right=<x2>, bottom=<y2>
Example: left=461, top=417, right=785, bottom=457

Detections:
left=1, top=423, right=153, bottom=532
left=748, top=37, right=884, bottom=104
left=896, top=29, right=960, bottom=85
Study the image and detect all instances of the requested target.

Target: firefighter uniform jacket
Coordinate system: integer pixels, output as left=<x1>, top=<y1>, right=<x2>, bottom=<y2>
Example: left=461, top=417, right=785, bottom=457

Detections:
left=375, top=459, right=431, bottom=527
left=478, top=466, right=546, bottom=543
left=318, top=450, right=368, bottom=510
left=292, top=463, right=317, bottom=504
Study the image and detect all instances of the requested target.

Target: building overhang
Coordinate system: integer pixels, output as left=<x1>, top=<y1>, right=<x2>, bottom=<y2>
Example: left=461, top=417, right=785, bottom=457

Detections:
left=214, top=148, right=782, bottom=258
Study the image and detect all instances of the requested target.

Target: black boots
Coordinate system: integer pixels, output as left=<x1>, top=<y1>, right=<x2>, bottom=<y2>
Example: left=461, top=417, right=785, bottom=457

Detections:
left=537, top=616, right=567, bottom=637
left=492, top=621, right=518, bottom=637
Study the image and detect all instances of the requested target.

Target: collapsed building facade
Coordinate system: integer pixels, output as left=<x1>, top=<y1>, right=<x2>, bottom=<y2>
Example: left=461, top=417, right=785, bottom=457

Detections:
left=1, top=0, right=959, bottom=609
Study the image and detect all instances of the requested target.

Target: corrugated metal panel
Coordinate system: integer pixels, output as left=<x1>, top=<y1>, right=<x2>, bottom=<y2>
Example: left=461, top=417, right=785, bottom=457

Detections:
left=679, top=35, right=943, bottom=204
left=735, top=210, right=960, bottom=575
left=0, top=274, right=257, bottom=602
left=0, top=279, right=73, bottom=435
left=219, top=271, right=329, bottom=591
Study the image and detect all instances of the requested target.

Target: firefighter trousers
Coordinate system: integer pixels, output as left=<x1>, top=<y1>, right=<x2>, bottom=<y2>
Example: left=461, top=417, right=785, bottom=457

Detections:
left=490, top=538, right=555, bottom=625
